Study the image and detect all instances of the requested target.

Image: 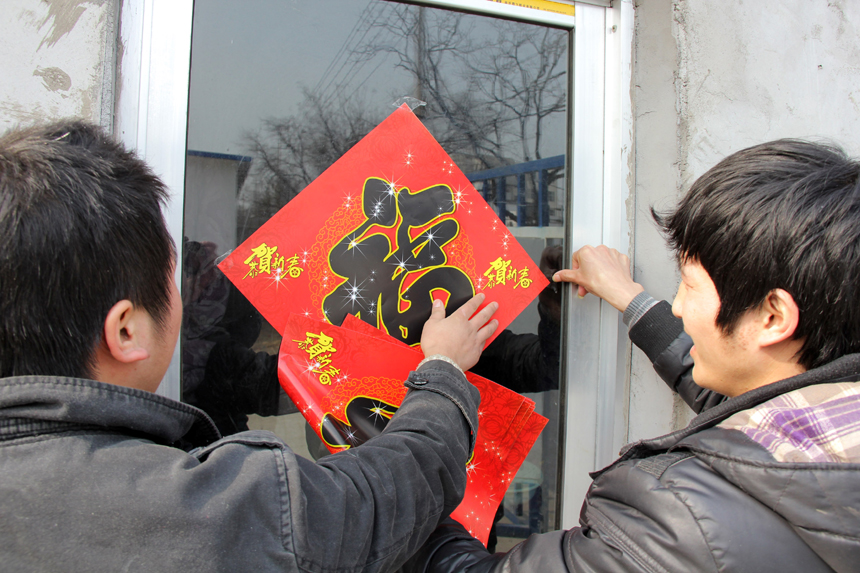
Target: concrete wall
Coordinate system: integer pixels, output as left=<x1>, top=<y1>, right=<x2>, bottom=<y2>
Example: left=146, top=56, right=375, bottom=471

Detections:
left=1, top=0, right=118, bottom=133
left=628, top=0, right=860, bottom=441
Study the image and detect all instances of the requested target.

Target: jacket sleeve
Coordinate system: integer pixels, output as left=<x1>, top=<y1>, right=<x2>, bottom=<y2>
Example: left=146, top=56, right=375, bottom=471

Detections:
left=402, top=518, right=567, bottom=573
left=471, top=302, right=560, bottom=394
left=278, top=359, right=481, bottom=573
left=628, top=301, right=728, bottom=413
left=404, top=454, right=724, bottom=573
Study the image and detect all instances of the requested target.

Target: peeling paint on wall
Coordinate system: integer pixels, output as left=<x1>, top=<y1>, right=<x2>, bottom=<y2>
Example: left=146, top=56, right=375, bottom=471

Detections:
left=2, top=0, right=117, bottom=133
left=38, top=0, right=106, bottom=51
left=629, top=0, right=860, bottom=442
left=33, top=66, right=71, bottom=92
left=0, top=100, right=49, bottom=125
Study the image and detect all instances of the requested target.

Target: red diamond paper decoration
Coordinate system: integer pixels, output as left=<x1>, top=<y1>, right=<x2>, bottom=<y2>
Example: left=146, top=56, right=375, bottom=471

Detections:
left=218, top=104, right=548, bottom=348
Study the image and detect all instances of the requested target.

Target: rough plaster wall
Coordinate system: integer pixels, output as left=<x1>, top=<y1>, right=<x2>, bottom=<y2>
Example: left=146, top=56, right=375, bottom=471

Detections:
left=628, top=0, right=860, bottom=442
left=675, top=0, right=860, bottom=186
left=0, top=0, right=118, bottom=133
left=628, top=0, right=692, bottom=442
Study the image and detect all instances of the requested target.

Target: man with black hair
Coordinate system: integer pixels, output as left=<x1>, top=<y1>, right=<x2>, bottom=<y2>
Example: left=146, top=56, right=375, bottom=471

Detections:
left=0, top=120, right=500, bottom=571
left=406, top=139, right=860, bottom=572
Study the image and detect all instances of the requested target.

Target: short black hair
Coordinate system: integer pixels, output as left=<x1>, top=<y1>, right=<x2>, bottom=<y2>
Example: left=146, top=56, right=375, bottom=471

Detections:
left=655, top=139, right=860, bottom=370
left=0, top=120, right=175, bottom=378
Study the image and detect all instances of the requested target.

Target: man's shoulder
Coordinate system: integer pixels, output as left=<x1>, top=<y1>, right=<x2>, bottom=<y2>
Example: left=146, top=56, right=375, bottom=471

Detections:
left=582, top=419, right=860, bottom=571
left=717, top=380, right=860, bottom=463
left=0, top=374, right=220, bottom=445
left=0, top=380, right=296, bottom=570
left=588, top=377, right=860, bottom=537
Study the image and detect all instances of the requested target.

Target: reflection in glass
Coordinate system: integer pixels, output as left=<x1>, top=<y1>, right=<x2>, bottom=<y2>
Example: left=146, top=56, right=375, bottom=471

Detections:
left=184, top=0, right=568, bottom=549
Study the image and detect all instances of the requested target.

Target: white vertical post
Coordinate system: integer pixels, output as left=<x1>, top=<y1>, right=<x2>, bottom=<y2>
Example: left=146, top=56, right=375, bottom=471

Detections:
left=116, top=0, right=193, bottom=401
left=561, top=0, right=632, bottom=527
left=596, top=0, right=634, bottom=470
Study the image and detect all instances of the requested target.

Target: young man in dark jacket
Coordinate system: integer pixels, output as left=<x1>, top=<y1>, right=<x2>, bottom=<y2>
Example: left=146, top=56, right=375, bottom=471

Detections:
left=0, top=120, right=499, bottom=571
left=405, top=139, right=860, bottom=572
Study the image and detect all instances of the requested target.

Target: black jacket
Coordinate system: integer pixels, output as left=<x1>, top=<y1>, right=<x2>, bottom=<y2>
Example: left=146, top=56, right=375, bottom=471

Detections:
left=405, top=302, right=860, bottom=572
left=0, top=360, right=479, bottom=572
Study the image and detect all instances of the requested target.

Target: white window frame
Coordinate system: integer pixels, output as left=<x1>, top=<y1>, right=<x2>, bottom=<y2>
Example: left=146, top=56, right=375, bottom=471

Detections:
left=116, top=0, right=193, bottom=402
left=116, top=0, right=632, bottom=530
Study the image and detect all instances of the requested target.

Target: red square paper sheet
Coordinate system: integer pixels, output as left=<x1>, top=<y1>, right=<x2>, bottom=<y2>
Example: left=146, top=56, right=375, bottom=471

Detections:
left=218, top=104, right=548, bottom=348
left=279, top=312, right=547, bottom=545
left=219, top=105, right=551, bottom=545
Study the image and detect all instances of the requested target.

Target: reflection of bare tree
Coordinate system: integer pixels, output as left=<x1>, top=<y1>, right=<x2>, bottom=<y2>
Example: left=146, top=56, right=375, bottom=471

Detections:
left=238, top=94, right=377, bottom=241
left=239, top=4, right=567, bottom=239
left=468, top=23, right=567, bottom=167
left=359, top=6, right=566, bottom=170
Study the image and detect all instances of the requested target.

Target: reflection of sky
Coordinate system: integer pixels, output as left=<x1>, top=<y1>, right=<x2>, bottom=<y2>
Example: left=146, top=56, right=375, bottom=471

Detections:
left=187, top=0, right=567, bottom=158
left=188, top=0, right=402, bottom=154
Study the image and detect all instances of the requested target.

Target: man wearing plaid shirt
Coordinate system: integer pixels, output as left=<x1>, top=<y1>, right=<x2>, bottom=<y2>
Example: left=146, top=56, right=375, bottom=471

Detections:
left=408, top=139, right=860, bottom=572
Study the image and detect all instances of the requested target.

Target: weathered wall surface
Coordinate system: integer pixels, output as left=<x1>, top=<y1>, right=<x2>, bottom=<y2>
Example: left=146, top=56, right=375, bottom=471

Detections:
left=628, top=0, right=860, bottom=441
left=628, top=0, right=689, bottom=441
left=676, top=0, right=860, bottom=182
left=0, top=0, right=118, bottom=133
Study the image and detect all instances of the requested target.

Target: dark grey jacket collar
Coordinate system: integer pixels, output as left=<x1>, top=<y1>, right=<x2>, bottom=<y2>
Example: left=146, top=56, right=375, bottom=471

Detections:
left=0, top=376, right=220, bottom=446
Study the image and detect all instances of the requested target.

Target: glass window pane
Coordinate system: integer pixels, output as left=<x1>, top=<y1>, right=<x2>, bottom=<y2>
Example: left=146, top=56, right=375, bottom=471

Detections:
left=184, top=0, right=569, bottom=547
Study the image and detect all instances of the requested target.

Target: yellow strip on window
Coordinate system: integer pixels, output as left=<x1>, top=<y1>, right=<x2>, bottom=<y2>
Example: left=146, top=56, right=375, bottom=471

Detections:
left=482, top=0, right=575, bottom=17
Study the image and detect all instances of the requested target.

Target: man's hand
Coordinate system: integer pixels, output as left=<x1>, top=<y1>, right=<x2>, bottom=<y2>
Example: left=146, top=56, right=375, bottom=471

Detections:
left=420, top=293, right=499, bottom=372
left=552, top=245, right=644, bottom=313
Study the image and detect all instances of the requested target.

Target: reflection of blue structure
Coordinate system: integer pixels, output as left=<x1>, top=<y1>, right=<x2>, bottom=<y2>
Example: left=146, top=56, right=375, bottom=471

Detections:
left=496, top=463, right=543, bottom=539
left=187, top=149, right=253, bottom=164
left=467, top=154, right=565, bottom=227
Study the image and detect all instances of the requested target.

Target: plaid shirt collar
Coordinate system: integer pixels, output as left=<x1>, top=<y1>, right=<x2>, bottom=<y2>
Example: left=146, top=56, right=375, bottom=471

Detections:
left=720, top=381, right=860, bottom=463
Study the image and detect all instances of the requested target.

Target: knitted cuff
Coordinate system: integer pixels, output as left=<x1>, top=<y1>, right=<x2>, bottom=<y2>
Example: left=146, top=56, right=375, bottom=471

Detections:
left=623, top=291, right=660, bottom=327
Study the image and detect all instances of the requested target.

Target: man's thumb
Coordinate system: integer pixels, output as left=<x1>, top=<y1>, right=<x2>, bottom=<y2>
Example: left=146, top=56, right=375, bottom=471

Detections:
left=553, top=269, right=578, bottom=283
left=430, top=298, right=446, bottom=320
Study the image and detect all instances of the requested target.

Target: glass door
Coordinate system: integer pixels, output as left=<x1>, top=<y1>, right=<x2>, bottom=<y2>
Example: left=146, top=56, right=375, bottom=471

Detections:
left=182, top=0, right=570, bottom=549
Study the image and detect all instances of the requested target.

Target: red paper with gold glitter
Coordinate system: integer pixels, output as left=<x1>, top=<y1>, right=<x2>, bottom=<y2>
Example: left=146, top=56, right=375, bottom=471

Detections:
left=279, top=312, right=547, bottom=544
left=218, top=104, right=547, bottom=349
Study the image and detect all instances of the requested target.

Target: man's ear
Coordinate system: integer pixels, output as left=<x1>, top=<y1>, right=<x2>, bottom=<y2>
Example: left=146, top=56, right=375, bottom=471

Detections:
left=103, top=300, right=151, bottom=363
left=757, top=288, right=800, bottom=348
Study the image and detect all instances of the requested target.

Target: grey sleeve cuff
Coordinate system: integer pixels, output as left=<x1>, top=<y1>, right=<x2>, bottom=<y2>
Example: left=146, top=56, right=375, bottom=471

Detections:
left=623, top=291, right=660, bottom=328
left=405, top=360, right=481, bottom=453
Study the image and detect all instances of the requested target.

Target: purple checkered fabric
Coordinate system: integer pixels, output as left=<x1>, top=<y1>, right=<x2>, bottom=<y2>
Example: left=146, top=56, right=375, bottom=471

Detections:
left=719, top=382, right=860, bottom=463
